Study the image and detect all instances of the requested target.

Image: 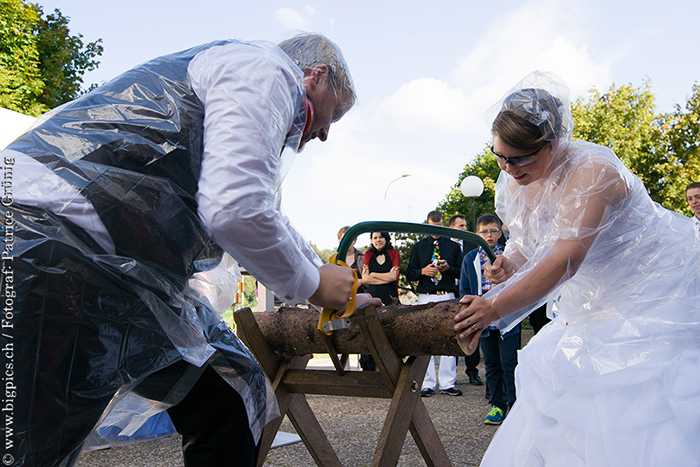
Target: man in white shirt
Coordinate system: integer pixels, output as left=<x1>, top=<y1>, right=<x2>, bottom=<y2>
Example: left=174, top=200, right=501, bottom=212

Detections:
left=0, top=33, right=376, bottom=467
left=687, top=182, right=700, bottom=240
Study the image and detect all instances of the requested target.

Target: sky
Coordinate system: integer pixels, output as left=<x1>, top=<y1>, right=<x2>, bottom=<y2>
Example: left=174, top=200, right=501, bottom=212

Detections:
left=36, top=0, right=700, bottom=250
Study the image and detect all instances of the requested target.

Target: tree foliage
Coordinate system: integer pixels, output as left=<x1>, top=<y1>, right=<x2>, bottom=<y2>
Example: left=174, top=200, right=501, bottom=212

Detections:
left=656, top=84, right=700, bottom=216
left=310, top=242, right=335, bottom=264
left=35, top=7, right=103, bottom=109
left=0, top=0, right=102, bottom=116
left=436, top=146, right=502, bottom=230
left=571, top=81, right=700, bottom=215
left=0, top=0, right=44, bottom=115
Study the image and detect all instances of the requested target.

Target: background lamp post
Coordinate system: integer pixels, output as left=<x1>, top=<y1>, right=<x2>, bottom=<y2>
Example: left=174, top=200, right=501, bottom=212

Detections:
left=384, top=174, right=411, bottom=219
left=460, top=175, right=484, bottom=231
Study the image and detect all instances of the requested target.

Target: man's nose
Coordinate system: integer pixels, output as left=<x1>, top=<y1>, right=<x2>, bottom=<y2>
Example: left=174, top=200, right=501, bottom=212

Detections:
left=318, top=126, right=329, bottom=141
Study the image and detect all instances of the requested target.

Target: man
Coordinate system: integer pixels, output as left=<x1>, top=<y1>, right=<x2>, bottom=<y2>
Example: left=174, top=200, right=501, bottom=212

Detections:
left=406, top=211, right=464, bottom=397
left=0, top=33, right=377, bottom=466
left=687, top=181, right=700, bottom=240
left=448, top=215, right=484, bottom=387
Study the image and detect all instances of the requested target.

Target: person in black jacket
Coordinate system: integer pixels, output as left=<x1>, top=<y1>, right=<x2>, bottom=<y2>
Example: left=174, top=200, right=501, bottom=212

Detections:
left=406, top=210, right=464, bottom=397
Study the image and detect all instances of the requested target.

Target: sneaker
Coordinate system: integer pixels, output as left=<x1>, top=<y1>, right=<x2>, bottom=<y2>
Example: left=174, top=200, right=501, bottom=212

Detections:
left=439, top=387, right=463, bottom=396
left=420, top=388, right=435, bottom=397
left=484, top=406, right=505, bottom=425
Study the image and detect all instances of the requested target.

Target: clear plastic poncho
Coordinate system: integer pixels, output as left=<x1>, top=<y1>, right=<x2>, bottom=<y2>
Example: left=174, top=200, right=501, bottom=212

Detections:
left=479, top=71, right=700, bottom=467
left=0, top=38, right=332, bottom=465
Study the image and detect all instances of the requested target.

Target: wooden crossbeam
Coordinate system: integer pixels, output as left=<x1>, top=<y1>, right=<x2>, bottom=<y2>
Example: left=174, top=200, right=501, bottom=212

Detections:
left=234, top=305, right=453, bottom=467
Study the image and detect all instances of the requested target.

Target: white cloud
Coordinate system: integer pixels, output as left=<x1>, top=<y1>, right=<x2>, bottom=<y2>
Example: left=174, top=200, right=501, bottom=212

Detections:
left=281, top=106, right=475, bottom=249
left=304, top=5, right=316, bottom=16
left=375, top=78, right=472, bottom=134
left=275, top=8, right=309, bottom=30
left=281, top=0, right=622, bottom=249
left=449, top=0, right=613, bottom=107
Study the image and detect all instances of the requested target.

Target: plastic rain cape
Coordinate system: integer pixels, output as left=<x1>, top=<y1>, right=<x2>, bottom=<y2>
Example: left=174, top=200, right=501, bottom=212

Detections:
left=481, top=141, right=700, bottom=466
left=0, top=39, right=321, bottom=464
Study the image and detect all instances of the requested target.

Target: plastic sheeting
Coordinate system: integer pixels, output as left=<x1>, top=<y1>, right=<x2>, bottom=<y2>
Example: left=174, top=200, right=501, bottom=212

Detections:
left=478, top=71, right=700, bottom=466
left=485, top=70, right=574, bottom=146
left=0, top=39, right=305, bottom=466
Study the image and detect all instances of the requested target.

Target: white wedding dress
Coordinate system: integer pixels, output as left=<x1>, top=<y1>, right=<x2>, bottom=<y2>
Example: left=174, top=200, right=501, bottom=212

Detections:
left=480, top=141, right=700, bottom=466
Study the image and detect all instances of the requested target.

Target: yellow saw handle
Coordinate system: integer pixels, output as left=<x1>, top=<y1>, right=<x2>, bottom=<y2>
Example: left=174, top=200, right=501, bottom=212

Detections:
left=317, top=253, right=358, bottom=335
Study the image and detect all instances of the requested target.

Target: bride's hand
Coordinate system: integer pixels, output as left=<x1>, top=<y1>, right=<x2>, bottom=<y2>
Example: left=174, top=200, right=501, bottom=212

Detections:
left=485, top=255, right=515, bottom=285
left=454, top=295, right=498, bottom=354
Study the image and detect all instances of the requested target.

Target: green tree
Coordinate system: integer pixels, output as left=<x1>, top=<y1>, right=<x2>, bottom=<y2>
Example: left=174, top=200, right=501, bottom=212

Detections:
left=437, top=146, right=502, bottom=230
left=658, top=84, right=700, bottom=215
left=395, top=151, right=501, bottom=296
left=310, top=242, right=334, bottom=263
left=571, top=81, right=671, bottom=206
left=394, top=231, right=420, bottom=295
left=572, top=80, right=700, bottom=212
left=0, top=0, right=45, bottom=115
left=35, top=7, right=103, bottom=109
left=572, top=81, right=660, bottom=175
left=0, top=0, right=102, bottom=116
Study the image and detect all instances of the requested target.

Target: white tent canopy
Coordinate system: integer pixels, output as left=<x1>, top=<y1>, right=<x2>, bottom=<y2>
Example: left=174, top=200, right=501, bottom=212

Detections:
left=0, top=107, right=37, bottom=150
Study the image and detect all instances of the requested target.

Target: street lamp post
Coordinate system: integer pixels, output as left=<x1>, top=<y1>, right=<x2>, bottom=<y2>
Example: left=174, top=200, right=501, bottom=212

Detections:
left=384, top=174, right=411, bottom=219
left=460, top=176, right=484, bottom=231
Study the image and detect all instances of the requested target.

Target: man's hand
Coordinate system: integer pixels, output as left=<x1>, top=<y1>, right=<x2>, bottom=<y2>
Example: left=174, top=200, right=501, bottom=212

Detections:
left=309, top=263, right=355, bottom=310
left=421, top=264, right=439, bottom=277
left=435, top=260, right=449, bottom=273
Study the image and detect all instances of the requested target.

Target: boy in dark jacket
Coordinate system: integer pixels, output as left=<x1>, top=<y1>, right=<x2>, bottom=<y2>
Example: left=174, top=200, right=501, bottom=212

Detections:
left=459, top=214, right=520, bottom=425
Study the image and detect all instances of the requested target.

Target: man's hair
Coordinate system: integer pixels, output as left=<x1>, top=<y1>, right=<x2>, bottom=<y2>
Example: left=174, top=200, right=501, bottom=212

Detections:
left=278, top=33, right=356, bottom=107
left=476, top=213, right=501, bottom=229
left=427, top=210, right=443, bottom=224
left=448, top=214, right=466, bottom=227
left=686, top=181, right=700, bottom=193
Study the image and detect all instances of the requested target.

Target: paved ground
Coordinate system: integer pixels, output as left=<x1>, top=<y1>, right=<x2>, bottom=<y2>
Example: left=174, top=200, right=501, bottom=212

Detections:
left=75, top=361, right=495, bottom=467
left=76, top=331, right=534, bottom=466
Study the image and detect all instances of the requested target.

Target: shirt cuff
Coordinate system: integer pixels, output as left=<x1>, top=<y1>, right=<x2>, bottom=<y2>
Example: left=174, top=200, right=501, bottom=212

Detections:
left=282, top=259, right=320, bottom=305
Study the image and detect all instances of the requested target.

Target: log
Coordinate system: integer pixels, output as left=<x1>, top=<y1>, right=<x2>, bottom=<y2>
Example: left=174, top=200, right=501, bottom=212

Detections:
left=243, top=301, right=466, bottom=357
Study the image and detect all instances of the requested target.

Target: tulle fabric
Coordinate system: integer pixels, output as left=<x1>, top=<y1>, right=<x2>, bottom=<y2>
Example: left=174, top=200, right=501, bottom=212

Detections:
left=481, top=141, right=700, bottom=466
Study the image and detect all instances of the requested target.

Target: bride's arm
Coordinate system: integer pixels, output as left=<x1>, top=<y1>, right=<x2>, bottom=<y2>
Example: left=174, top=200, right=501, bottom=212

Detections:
left=455, top=157, right=628, bottom=343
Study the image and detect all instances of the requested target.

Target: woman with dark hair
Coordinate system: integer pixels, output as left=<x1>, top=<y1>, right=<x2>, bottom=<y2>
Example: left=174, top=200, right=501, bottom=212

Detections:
left=455, top=71, right=700, bottom=466
left=357, top=232, right=400, bottom=371
left=362, top=232, right=401, bottom=306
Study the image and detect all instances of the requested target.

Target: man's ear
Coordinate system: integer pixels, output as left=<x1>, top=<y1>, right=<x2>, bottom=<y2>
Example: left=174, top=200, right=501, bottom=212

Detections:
left=304, top=64, right=330, bottom=92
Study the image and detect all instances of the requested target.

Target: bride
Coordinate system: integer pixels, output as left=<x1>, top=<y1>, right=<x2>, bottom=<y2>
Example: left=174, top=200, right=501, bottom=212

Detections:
left=455, top=71, right=700, bottom=467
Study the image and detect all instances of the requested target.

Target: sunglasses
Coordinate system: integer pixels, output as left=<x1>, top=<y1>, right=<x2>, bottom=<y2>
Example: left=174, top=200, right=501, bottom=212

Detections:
left=491, top=145, right=547, bottom=167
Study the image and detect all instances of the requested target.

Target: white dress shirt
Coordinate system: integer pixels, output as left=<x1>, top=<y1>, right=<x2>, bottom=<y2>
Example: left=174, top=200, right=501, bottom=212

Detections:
left=8, top=40, right=323, bottom=306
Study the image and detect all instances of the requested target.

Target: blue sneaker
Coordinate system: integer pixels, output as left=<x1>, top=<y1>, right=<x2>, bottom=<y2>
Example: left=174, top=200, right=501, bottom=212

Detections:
left=484, top=406, right=505, bottom=425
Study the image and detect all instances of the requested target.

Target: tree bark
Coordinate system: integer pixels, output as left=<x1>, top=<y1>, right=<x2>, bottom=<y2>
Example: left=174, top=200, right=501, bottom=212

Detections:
left=243, top=301, right=466, bottom=357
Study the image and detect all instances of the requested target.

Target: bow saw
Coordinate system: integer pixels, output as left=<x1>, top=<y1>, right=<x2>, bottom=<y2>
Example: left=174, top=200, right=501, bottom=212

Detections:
left=318, top=221, right=496, bottom=334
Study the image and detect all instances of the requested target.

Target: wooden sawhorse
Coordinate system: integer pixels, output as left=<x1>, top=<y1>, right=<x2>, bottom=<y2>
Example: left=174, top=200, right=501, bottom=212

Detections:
left=234, top=304, right=453, bottom=467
